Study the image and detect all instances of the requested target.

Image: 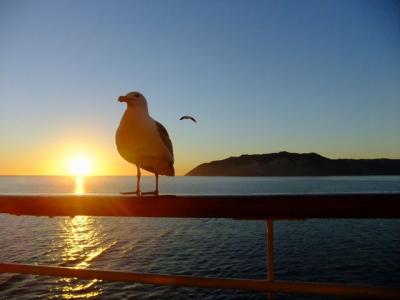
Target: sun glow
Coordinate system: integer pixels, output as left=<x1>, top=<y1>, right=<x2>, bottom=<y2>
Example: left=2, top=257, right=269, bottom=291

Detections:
left=68, top=156, right=92, bottom=176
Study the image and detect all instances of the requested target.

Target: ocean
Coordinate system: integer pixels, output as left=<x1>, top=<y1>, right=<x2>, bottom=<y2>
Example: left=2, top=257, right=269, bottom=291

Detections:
left=0, top=176, right=399, bottom=299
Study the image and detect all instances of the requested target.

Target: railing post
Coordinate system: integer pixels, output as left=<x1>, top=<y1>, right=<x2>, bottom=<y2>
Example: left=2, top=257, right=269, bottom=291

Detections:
left=266, top=219, right=274, bottom=300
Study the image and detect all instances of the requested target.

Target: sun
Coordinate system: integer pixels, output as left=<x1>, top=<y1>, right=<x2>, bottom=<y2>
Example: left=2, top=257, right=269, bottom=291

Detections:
left=68, top=156, right=92, bottom=176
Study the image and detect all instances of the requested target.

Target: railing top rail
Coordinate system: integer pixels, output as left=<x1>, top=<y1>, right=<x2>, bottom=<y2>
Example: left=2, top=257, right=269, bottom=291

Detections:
left=0, top=193, right=399, bottom=218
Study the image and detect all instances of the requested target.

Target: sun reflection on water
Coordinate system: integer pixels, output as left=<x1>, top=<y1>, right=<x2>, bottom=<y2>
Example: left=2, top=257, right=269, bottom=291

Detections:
left=50, top=216, right=116, bottom=299
left=74, top=176, right=85, bottom=195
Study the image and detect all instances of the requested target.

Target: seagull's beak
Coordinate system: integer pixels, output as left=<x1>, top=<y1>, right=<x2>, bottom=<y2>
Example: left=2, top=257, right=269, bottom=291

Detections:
left=118, top=96, right=127, bottom=103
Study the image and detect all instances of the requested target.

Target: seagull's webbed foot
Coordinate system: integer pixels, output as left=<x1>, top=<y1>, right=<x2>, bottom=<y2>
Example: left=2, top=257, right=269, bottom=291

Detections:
left=141, top=190, right=159, bottom=197
left=121, top=190, right=141, bottom=196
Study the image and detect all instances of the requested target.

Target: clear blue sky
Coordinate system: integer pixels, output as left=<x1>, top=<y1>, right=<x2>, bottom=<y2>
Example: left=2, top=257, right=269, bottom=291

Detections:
left=0, top=0, right=399, bottom=175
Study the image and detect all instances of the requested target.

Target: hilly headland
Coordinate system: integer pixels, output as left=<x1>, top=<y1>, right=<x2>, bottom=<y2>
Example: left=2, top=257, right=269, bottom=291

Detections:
left=185, top=152, right=400, bottom=176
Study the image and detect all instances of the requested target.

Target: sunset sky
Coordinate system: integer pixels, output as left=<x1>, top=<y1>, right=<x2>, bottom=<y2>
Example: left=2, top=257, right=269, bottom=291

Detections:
left=0, top=0, right=399, bottom=175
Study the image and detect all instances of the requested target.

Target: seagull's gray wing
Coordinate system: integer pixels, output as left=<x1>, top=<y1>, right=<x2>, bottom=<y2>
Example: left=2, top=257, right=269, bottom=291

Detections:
left=155, top=121, right=174, bottom=159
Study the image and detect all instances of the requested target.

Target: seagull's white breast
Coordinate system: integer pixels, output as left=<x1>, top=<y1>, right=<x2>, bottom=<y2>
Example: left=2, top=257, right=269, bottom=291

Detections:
left=116, top=108, right=172, bottom=168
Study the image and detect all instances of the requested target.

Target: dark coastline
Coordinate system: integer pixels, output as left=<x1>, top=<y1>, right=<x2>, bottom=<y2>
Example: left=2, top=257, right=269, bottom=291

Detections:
left=186, top=152, right=400, bottom=176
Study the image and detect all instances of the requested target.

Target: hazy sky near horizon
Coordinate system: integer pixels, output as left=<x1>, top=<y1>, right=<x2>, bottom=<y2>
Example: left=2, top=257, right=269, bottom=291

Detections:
left=1, top=0, right=399, bottom=175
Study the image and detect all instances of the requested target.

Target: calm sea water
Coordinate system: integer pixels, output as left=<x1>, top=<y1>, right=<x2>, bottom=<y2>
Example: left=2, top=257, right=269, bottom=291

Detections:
left=0, top=176, right=399, bottom=299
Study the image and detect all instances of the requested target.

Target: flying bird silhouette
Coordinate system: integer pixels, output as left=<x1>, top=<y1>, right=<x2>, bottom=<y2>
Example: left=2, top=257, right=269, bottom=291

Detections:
left=116, top=91, right=174, bottom=196
left=179, top=115, right=197, bottom=123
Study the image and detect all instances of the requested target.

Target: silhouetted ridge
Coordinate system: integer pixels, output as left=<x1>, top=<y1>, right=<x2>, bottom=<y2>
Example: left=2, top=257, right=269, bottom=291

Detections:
left=185, top=152, right=400, bottom=176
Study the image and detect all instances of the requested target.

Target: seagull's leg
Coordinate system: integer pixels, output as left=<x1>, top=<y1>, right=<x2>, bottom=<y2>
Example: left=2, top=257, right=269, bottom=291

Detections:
left=121, top=165, right=141, bottom=196
left=155, top=173, right=159, bottom=196
left=141, top=173, right=159, bottom=196
left=136, top=165, right=141, bottom=195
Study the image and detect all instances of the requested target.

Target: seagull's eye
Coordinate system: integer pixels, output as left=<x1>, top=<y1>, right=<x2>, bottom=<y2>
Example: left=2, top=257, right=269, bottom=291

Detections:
left=134, top=93, right=140, bottom=98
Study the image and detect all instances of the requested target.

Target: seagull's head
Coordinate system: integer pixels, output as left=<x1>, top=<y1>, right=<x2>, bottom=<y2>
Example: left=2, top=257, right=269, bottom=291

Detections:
left=118, top=91, right=148, bottom=112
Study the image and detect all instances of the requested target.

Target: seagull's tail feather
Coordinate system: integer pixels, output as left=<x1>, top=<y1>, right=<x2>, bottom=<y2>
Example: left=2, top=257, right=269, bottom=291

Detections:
left=165, top=164, right=175, bottom=176
left=158, top=162, right=175, bottom=176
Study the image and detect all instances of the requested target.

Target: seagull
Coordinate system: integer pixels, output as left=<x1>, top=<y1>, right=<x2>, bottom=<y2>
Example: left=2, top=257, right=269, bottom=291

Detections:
left=179, top=115, right=197, bottom=123
left=116, top=91, right=174, bottom=196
